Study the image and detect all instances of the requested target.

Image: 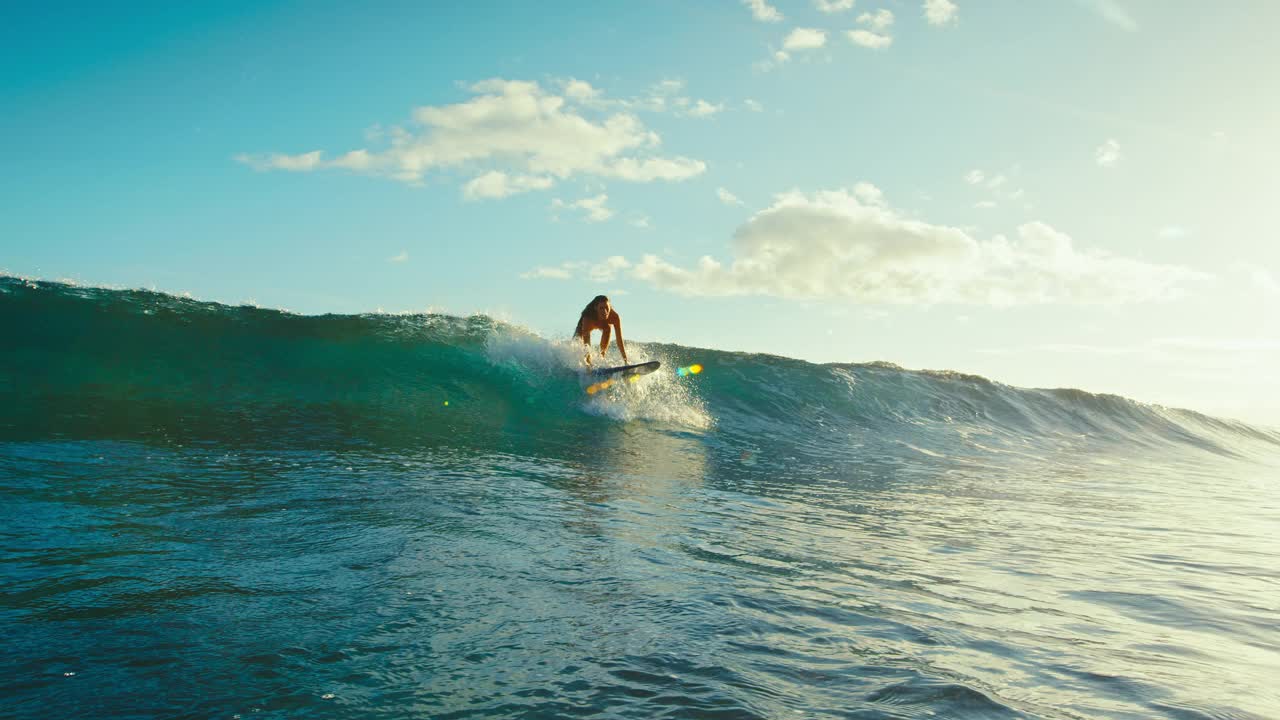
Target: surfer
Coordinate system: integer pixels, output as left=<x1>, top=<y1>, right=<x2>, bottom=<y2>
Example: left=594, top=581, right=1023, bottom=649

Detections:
left=574, top=295, right=627, bottom=366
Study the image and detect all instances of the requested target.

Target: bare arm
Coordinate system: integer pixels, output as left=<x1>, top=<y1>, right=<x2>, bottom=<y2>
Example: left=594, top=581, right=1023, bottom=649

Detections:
left=575, top=318, right=593, bottom=365
left=598, top=324, right=612, bottom=359
left=611, top=314, right=627, bottom=363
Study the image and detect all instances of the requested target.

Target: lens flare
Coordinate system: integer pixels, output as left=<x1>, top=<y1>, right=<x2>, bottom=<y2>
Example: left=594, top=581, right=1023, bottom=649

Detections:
left=677, top=363, right=703, bottom=377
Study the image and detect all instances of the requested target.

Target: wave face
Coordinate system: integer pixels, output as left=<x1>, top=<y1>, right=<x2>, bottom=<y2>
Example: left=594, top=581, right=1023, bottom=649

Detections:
left=2, top=277, right=1275, bottom=459
left=4, top=276, right=1280, bottom=720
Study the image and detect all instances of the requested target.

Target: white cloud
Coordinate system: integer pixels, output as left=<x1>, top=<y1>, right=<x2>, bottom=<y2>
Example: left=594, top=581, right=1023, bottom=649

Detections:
left=1095, top=138, right=1122, bottom=167
left=606, top=156, right=708, bottom=182
left=536, top=185, right=1204, bottom=306
left=1079, top=0, right=1137, bottom=30
left=743, top=0, right=784, bottom=22
left=389, top=251, right=409, bottom=263
left=236, top=79, right=705, bottom=196
left=562, top=79, right=600, bottom=103
left=718, top=187, right=745, bottom=206
left=744, top=99, right=764, bottom=112
left=924, top=0, right=958, bottom=25
left=815, top=0, right=856, bottom=12
left=552, top=194, right=615, bottom=223
left=686, top=99, right=724, bottom=118
left=518, top=256, right=634, bottom=282
left=857, top=9, right=895, bottom=31
left=852, top=181, right=884, bottom=206
left=967, top=166, right=1025, bottom=206
left=235, top=151, right=323, bottom=172
left=847, top=29, right=893, bottom=49
left=575, top=77, right=723, bottom=120
left=848, top=11, right=894, bottom=48
left=462, top=171, right=555, bottom=200
left=783, top=28, right=828, bottom=50
left=590, top=256, right=631, bottom=281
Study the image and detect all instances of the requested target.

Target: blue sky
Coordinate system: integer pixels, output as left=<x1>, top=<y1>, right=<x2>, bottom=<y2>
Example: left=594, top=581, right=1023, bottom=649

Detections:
left=4, top=1, right=1279, bottom=424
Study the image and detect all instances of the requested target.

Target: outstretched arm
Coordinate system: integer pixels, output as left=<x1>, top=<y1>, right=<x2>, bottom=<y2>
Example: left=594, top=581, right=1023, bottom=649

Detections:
left=611, top=314, right=627, bottom=363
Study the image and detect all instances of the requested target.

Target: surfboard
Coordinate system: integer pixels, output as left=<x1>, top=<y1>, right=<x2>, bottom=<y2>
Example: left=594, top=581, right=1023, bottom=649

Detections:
left=589, top=360, right=661, bottom=378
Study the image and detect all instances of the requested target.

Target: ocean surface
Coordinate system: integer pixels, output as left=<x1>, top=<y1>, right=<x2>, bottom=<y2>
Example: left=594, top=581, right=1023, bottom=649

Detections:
left=3, top=275, right=1279, bottom=720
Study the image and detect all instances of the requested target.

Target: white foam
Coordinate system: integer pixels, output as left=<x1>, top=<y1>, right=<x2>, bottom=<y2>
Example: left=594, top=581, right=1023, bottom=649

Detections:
left=483, top=326, right=584, bottom=378
left=483, top=328, right=713, bottom=430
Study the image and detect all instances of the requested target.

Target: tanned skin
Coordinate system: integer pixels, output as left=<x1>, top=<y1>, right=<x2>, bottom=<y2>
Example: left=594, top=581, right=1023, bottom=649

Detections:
left=574, top=295, right=627, bottom=367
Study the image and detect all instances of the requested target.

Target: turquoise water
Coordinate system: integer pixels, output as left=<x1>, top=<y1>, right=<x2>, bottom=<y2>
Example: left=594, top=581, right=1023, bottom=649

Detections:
left=3, top=276, right=1279, bottom=719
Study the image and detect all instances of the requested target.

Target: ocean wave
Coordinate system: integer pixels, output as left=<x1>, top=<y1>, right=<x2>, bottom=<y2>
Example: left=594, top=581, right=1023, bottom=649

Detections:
left=3, top=276, right=1277, bottom=463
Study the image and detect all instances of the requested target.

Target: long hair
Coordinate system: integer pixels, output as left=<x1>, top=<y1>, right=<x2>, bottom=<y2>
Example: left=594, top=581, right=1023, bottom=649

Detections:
left=575, top=295, right=610, bottom=337
left=580, top=295, right=609, bottom=317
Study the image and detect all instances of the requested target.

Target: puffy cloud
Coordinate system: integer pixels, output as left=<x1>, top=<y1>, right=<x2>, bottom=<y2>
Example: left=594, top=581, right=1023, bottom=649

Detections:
left=857, top=9, right=895, bottom=31
left=463, top=171, right=555, bottom=200
left=528, top=185, right=1204, bottom=306
left=686, top=99, right=724, bottom=118
left=1095, top=138, right=1122, bottom=167
left=924, top=0, right=958, bottom=25
left=562, top=79, right=599, bottom=102
left=590, top=256, right=632, bottom=281
left=743, top=0, right=784, bottom=22
left=552, top=194, right=614, bottom=223
left=236, top=79, right=705, bottom=197
left=849, top=12, right=894, bottom=48
left=605, top=156, right=707, bottom=182
left=783, top=28, right=828, bottom=50
left=852, top=182, right=884, bottom=206
left=815, top=0, right=856, bottom=12
left=847, top=29, right=893, bottom=49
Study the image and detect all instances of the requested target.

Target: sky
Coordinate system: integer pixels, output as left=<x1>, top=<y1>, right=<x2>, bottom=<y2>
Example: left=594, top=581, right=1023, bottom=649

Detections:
left=3, top=1, right=1279, bottom=425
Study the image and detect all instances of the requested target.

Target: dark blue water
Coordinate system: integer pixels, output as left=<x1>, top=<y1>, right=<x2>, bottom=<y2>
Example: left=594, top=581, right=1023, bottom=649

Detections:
left=4, top=276, right=1279, bottom=719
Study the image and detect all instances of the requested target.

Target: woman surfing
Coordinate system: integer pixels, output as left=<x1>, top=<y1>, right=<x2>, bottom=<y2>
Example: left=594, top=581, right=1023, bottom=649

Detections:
left=574, top=295, right=627, bottom=367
